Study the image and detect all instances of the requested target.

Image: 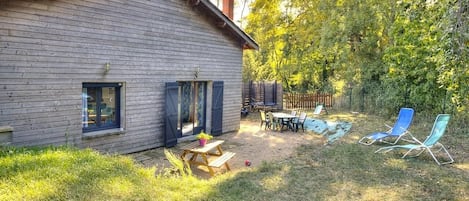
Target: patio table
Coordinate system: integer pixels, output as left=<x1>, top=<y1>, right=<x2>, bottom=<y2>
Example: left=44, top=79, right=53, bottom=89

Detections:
left=272, top=112, right=297, bottom=132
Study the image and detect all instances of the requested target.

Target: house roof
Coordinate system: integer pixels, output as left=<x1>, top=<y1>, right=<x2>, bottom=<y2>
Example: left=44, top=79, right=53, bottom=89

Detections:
left=190, top=0, right=259, bottom=50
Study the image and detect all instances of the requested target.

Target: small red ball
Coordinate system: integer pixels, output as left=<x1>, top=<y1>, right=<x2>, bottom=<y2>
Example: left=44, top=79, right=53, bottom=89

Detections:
left=245, top=160, right=251, bottom=166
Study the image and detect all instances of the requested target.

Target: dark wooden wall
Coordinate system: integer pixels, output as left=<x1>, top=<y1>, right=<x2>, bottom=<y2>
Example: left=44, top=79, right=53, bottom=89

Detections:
left=242, top=81, right=283, bottom=111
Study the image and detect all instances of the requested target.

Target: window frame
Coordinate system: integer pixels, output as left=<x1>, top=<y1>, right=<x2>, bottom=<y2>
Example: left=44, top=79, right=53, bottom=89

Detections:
left=82, top=83, right=121, bottom=133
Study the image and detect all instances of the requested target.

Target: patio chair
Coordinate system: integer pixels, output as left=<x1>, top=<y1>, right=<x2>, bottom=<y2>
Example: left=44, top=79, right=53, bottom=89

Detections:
left=267, top=112, right=277, bottom=130
left=358, top=108, right=414, bottom=145
left=313, top=104, right=326, bottom=115
left=291, top=110, right=297, bottom=116
left=279, top=110, right=298, bottom=130
left=375, top=114, right=454, bottom=165
left=260, top=110, right=272, bottom=130
left=292, top=112, right=307, bottom=132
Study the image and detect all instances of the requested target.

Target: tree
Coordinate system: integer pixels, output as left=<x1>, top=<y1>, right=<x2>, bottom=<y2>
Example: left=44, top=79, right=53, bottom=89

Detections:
left=243, top=0, right=469, bottom=115
left=437, top=0, right=469, bottom=113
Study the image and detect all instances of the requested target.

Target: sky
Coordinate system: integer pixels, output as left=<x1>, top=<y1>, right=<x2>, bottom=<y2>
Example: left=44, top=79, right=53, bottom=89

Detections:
left=209, top=0, right=252, bottom=27
left=233, top=0, right=252, bottom=28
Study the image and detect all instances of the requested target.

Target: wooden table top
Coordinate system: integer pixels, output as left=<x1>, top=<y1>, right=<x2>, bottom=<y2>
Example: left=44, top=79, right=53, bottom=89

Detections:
left=180, top=140, right=224, bottom=153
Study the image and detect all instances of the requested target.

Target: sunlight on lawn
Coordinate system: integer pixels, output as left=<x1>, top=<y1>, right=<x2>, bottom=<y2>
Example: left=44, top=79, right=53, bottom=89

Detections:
left=454, top=163, right=469, bottom=171
left=0, top=151, right=76, bottom=201
left=3, top=111, right=468, bottom=200
left=340, top=135, right=361, bottom=144
left=384, top=158, right=408, bottom=169
left=329, top=181, right=406, bottom=201
left=327, top=113, right=369, bottom=122
left=361, top=186, right=401, bottom=200
left=100, top=177, right=137, bottom=198
left=2, top=175, right=58, bottom=201
left=29, top=180, right=56, bottom=200
left=260, top=166, right=290, bottom=191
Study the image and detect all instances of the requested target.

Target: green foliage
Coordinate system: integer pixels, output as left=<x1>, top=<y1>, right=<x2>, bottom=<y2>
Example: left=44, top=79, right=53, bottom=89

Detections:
left=437, top=0, right=469, bottom=113
left=0, top=146, right=161, bottom=200
left=380, top=0, right=447, bottom=112
left=163, top=149, right=192, bottom=177
left=195, top=131, right=213, bottom=140
left=0, top=146, right=215, bottom=201
left=243, top=0, right=469, bottom=116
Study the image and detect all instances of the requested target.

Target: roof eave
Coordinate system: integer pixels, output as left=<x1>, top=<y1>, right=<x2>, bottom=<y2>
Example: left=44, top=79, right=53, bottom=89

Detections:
left=191, top=0, right=259, bottom=50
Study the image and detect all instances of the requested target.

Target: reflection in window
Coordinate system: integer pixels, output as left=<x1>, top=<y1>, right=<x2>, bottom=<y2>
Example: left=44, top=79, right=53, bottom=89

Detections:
left=82, top=83, right=121, bottom=132
left=178, top=81, right=206, bottom=136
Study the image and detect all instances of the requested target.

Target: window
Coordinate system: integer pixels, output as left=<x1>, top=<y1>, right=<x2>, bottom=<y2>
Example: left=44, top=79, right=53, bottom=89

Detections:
left=178, top=81, right=206, bottom=136
left=82, top=83, right=121, bottom=132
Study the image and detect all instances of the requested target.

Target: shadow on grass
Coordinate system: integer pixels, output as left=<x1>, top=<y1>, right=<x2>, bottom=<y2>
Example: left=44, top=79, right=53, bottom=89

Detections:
left=207, top=143, right=469, bottom=200
left=205, top=111, right=469, bottom=201
left=3, top=110, right=467, bottom=200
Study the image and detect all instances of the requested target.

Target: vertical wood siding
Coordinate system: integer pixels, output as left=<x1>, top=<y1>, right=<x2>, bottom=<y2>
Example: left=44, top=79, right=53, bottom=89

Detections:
left=0, top=0, right=243, bottom=153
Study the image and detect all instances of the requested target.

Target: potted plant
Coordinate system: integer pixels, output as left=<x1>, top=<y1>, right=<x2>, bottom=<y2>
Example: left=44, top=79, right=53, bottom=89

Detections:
left=196, top=131, right=213, bottom=146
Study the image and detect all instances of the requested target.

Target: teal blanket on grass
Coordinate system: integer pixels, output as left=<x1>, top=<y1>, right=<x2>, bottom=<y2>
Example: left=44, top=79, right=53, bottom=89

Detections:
left=304, top=118, right=352, bottom=144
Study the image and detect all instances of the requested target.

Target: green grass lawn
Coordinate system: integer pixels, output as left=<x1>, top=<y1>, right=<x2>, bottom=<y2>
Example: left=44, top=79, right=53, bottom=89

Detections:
left=1, top=111, right=468, bottom=201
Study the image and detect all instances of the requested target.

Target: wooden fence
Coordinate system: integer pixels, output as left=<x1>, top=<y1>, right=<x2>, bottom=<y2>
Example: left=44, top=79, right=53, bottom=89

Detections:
left=283, top=93, right=334, bottom=110
left=242, top=81, right=283, bottom=111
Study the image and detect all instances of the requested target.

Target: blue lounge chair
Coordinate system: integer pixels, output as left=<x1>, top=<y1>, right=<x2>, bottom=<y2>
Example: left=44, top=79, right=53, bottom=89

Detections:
left=313, top=104, right=328, bottom=115
left=313, top=105, right=323, bottom=115
left=358, top=108, right=414, bottom=145
left=375, top=114, right=454, bottom=165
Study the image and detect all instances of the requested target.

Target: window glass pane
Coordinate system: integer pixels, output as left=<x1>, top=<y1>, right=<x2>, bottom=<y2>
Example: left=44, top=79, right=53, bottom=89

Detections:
left=195, top=82, right=206, bottom=128
left=83, top=87, right=98, bottom=128
left=178, top=81, right=206, bottom=136
left=180, top=82, right=193, bottom=135
left=82, top=88, right=88, bottom=127
left=177, top=86, right=182, bottom=131
left=101, top=87, right=116, bottom=125
left=82, top=83, right=120, bottom=132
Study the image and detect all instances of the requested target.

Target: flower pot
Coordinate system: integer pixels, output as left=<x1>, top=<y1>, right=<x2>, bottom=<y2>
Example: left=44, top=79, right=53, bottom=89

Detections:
left=199, top=139, right=207, bottom=146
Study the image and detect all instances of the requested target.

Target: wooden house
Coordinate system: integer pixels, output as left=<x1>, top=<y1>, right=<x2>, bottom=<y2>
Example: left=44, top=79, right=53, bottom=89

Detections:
left=0, top=0, right=258, bottom=153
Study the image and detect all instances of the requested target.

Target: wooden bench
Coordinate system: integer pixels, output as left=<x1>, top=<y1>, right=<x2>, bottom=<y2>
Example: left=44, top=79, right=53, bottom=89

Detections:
left=208, top=151, right=236, bottom=169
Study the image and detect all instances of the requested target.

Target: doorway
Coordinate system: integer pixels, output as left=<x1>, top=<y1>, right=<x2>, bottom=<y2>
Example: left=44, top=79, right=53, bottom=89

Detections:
left=178, top=81, right=207, bottom=136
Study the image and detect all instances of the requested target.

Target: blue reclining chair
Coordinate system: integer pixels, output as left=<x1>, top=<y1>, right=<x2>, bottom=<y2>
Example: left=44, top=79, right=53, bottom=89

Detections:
left=375, top=114, right=454, bottom=165
left=358, top=108, right=414, bottom=145
left=313, top=104, right=323, bottom=115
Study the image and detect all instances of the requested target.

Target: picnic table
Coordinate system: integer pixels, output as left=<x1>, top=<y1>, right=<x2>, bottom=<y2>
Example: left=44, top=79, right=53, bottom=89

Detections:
left=180, top=140, right=235, bottom=176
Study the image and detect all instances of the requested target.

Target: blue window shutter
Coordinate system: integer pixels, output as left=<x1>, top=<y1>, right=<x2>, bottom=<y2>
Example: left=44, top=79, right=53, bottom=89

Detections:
left=165, top=82, right=179, bottom=147
left=211, top=81, right=223, bottom=136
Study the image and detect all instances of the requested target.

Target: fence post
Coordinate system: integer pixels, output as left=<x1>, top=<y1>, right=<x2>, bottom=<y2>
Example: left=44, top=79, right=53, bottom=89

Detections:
left=348, top=84, right=353, bottom=110
left=282, top=92, right=334, bottom=110
left=359, top=87, right=365, bottom=112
